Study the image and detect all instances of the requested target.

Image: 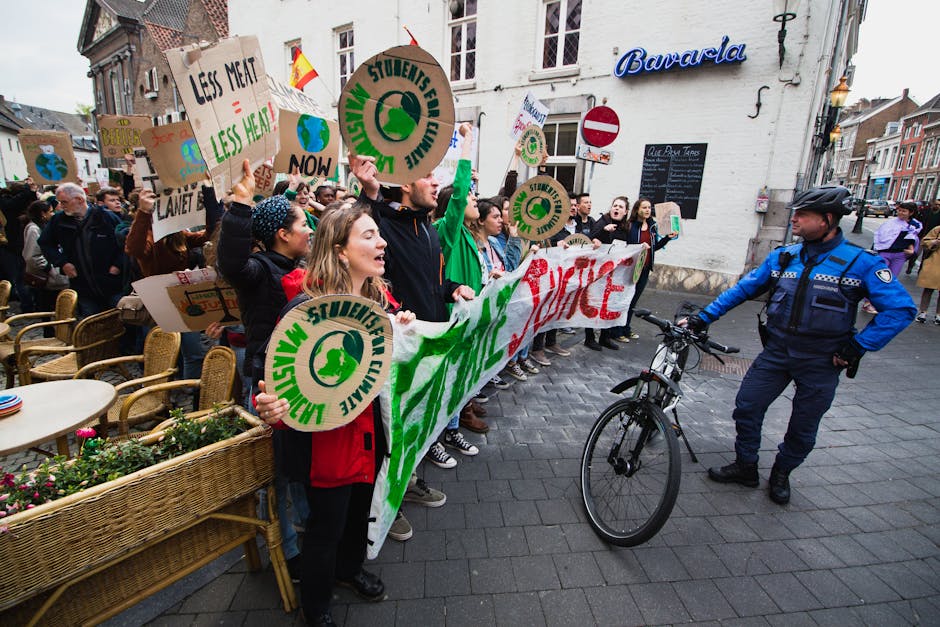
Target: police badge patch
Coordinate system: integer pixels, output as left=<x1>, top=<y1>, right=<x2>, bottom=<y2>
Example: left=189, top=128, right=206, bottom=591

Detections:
left=875, top=268, right=893, bottom=283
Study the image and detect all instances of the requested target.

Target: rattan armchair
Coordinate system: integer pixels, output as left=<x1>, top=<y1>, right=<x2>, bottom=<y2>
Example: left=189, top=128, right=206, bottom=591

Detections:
left=0, top=289, right=78, bottom=388
left=0, top=280, right=11, bottom=321
left=118, top=345, right=238, bottom=430
left=17, top=308, right=125, bottom=385
left=74, top=326, right=182, bottom=435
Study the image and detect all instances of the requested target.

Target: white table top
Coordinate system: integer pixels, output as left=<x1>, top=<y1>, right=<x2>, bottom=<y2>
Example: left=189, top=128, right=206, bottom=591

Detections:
left=0, top=380, right=117, bottom=456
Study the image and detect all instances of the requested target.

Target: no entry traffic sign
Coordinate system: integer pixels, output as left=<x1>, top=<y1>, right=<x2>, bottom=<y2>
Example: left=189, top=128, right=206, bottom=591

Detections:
left=581, top=106, right=620, bottom=148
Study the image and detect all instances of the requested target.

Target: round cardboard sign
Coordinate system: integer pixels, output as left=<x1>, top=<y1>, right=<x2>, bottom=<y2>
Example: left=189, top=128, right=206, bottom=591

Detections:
left=519, top=124, right=547, bottom=167
left=564, top=233, right=593, bottom=247
left=338, top=45, right=456, bottom=185
left=508, top=175, right=570, bottom=241
left=633, top=248, right=648, bottom=284
left=264, top=295, right=392, bottom=432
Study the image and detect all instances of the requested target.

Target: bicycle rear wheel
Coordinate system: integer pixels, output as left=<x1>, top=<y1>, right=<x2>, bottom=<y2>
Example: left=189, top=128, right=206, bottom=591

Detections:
left=580, top=399, right=680, bottom=546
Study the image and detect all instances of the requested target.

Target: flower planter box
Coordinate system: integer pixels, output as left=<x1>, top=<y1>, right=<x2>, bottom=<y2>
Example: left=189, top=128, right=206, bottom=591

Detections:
left=0, top=406, right=296, bottom=626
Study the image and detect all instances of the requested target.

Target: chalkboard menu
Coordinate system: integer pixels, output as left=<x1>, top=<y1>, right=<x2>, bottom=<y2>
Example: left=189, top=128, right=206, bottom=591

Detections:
left=638, top=143, right=708, bottom=219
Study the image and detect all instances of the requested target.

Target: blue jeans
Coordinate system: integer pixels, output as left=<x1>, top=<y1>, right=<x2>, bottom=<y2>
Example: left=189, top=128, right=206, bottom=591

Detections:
left=179, top=331, right=206, bottom=380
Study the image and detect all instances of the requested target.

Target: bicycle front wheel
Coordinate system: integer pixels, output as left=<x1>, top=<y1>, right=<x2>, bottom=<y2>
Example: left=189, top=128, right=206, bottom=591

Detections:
left=580, top=399, right=680, bottom=546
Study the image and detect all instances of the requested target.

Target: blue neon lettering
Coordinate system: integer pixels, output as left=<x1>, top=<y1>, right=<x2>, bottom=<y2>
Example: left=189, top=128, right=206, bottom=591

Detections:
left=614, top=35, right=746, bottom=78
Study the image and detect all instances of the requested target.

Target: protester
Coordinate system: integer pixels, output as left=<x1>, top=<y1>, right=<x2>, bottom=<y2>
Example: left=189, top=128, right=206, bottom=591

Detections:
left=623, top=197, right=678, bottom=340
left=915, top=224, right=940, bottom=324
left=0, top=179, right=38, bottom=311
left=22, top=200, right=69, bottom=322
left=865, top=201, right=922, bottom=314
left=315, top=185, right=336, bottom=206
left=589, top=196, right=631, bottom=346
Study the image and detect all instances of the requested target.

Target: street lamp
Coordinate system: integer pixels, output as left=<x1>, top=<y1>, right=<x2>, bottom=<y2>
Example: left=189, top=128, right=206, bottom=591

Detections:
left=813, top=77, right=851, bottom=156
left=852, top=154, right=880, bottom=234
left=829, top=76, right=850, bottom=108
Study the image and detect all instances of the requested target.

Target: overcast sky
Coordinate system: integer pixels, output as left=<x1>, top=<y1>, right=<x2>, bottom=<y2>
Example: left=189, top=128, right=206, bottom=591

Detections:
left=0, top=0, right=936, bottom=113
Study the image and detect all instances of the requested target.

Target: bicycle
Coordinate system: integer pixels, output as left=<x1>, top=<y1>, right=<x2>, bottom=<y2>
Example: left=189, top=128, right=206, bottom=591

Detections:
left=580, top=305, right=739, bottom=546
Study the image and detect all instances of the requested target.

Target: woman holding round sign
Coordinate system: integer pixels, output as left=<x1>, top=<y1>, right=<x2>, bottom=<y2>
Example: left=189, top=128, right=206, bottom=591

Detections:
left=254, top=202, right=416, bottom=626
left=624, top=198, right=679, bottom=339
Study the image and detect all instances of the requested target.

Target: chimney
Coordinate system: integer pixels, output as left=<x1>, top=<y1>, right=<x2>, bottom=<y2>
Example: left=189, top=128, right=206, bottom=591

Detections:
left=902, top=88, right=909, bottom=100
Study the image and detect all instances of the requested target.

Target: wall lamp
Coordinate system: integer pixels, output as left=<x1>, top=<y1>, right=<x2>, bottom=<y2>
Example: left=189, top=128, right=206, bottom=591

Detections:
left=814, top=76, right=850, bottom=154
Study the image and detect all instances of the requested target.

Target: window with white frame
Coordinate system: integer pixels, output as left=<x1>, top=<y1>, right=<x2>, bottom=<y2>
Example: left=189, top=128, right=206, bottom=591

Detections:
left=912, top=178, right=923, bottom=199
left=924, top=177, right=936, bottom=201
left=144, top=67, right=158, bottom=94
left=907, top=147, right=917, bottom=169
left=921, top=140, right=934, bottom=169
left=542, top=117, right=580, bottom=191
left=904, top=126, right=911, bottom=139
left=851, top=163, right=860, bottom=178
left=541, top=0, right=581, bottom=69
left=337, top=27, right=354, bottom=90
left=896, top=147, right=906, bottom=171
left=286, top=39, right=302, bottom=77
left=934, top=143, right=940, bottom=168
left=899, top=178, right=910, bottom=198
left=448, top=0, right=476, bottom=82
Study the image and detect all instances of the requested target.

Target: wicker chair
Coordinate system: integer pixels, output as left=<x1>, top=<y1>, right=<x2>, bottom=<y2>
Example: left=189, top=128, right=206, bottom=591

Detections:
left=118, top=345, right=238, bottom=430
left=74, top=326, right=182, bottom=436
left=17, top=309, right=125, bottom=385
left=0, top=280, right=10, bottom=321
left=0, top=289, right=78, bottom=388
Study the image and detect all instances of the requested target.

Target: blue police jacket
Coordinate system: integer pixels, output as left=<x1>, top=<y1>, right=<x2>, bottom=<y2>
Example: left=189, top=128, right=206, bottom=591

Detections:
left=699, top=230, right=916, bottom=355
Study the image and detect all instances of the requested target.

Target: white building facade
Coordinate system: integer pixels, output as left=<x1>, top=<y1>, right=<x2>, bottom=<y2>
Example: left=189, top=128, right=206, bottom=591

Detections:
left=231, top=0, right=864, bottom=291
left=864, top=123, right=900, bottom=200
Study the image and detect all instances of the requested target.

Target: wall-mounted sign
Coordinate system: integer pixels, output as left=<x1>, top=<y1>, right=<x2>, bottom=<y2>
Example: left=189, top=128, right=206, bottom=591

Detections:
left=614, top=36, right=746, bottom=78
left=581, top=106, right=620, bottom=147
left=576, top=144, right=612, bottom=165
left=638, top=144, right=708, bottom=219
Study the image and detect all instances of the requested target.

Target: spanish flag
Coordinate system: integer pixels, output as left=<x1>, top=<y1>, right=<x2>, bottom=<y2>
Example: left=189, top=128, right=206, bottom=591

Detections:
left=290, top=49, right=318, bottom=90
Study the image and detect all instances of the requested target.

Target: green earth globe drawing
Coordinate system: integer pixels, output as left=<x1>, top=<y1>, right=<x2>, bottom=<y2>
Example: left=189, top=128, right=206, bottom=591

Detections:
left=526, top=196, right=551, bottom=221
left=525, top=135, right=540, bottom=156
left=309, top=330, right=364, bottom=388
left=374, top=90, right=421, bottom=142
left=296, top=115, right=330, bottom=152
left=180, top=138, right=205, bottom=165
left=35, top=152, right=69, bottom=181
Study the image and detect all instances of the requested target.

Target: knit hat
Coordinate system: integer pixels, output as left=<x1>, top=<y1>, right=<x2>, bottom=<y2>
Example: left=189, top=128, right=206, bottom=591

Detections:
left=252, top=195, right=292, bottom=244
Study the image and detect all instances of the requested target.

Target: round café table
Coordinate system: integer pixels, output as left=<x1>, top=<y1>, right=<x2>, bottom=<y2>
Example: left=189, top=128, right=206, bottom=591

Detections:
left=0, top=379, right=117, bottom=458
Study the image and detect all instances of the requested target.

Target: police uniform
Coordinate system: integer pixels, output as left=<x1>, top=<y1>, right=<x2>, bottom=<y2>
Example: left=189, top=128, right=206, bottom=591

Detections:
left=699, top=229, right=916, bottom=476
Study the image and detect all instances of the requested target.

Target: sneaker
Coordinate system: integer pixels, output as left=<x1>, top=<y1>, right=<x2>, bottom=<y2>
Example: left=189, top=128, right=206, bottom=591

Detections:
left=544, top=344, right=571, bottom=357
left=559, top=327, right=576, bottom=335
left=628, top=331, right=640, bottom=339
left=521, top=357, right=540, bottom=374
left=530, top=350, right=552, bottom=366
left=404, top=476, right=447, bottom=507
left=426, top=441, right=457, bottom=469
left=388, top=510, right=413, bottom=541
left=286, top=555, right=303, bottom=583
left=935, top=316, right=940, bottom=326
left=915, top=312, right=927, bottom=323
left=504, top=361, right=528, bottom=381
left=444, top=428, right=479, bottom=456
left=613, top=335, right=630, bottom=343
left=472, top=392, right=490, bottom=404
left=488, top=375, right=511, bottom=390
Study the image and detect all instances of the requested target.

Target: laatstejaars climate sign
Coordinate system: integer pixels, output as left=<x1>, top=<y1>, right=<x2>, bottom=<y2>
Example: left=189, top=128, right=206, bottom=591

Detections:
left=338, top=45, right=455, bottom=185
left=509, top=175, right=570, bottom=241
left=264, top=295, right=393, bottom=432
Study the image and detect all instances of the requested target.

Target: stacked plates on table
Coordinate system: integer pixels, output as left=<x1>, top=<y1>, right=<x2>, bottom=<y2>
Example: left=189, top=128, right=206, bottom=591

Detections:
left=0, top=394, right=23, bottom=418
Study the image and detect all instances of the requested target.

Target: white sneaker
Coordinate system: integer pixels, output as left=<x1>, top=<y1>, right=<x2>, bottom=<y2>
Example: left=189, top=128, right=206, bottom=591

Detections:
left=521, top=358, right=540, bottom=374
left=443, top=429, right=479, bottom=456
left=426, top=442, right=457, bottom=469
left=915, top=312, right=927, bottom=323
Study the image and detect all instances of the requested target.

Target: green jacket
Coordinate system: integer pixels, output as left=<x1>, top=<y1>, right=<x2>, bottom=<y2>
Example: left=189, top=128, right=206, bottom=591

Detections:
left=433, top=159, right=483, bottom=294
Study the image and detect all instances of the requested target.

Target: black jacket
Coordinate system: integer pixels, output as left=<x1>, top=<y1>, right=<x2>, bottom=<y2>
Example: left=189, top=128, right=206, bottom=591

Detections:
left=589, top=214, right=629, bottom=244
left=217, top=201, right=299, bottom=376
left=626, top=218, right=671, bottom=270
left=365, top=196, right=459, bottom=322
left=574, top=214, right=596, bottom=236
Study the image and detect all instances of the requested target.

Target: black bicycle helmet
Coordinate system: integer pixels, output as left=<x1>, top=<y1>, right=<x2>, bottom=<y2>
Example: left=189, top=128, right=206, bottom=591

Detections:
left=788, top=185, right=852, bottom=216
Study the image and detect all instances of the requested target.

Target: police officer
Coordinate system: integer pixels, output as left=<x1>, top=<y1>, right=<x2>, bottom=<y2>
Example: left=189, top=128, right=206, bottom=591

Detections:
left=686, top=186, right=916, bottom=504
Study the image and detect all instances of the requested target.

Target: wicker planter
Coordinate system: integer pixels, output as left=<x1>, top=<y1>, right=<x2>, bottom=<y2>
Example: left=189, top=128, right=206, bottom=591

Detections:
left=0, top=405, right=296, bottom=626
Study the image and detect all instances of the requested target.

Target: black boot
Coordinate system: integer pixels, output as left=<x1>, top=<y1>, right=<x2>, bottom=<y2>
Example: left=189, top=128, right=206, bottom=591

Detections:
left=768, top=464, right=791, bottom=504
left=707, top=460, right=759, bottom=487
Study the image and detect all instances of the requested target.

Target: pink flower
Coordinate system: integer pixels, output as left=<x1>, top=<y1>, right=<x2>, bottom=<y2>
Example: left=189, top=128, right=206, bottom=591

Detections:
left=0, top=494, right=8, bottom=502
left=75, top=428, right=97, bottom=439
left=25, top=504, right=34, bottom=509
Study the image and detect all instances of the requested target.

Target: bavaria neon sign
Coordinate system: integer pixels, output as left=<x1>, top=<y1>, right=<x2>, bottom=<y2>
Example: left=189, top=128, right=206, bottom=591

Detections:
left=614, top=35, right=747, bottom=78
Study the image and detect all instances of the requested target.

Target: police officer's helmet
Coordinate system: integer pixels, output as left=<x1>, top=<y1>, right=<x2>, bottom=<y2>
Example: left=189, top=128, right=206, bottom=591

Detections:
left=788, top=185, right=852, bottom=217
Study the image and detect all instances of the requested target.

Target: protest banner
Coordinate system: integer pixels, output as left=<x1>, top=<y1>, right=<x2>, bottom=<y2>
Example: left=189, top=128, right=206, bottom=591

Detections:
left=165, top=36, right=278, bottom=192
left=19, top=130, right=77, bottom=185
left=338, top=45, right=455, bottom=185
left=510, top=91, right=549, bottom=139
left=140, top=120, right=209, bottom=189
left=509, top=175, right=570, bottom=241
left=268, top=75, right=340, bottom=182
left=97, top=114, right=151, bottom=159
left=432, top=124, right=477, bottom=187
left=133, top=268, right=240, bottom=333
left=133, top=147, right=206, bottom=241
left=366, top=243, right=645, bottom=556
left=264, top=295, right=393, bottom=432
left=519, top=124, right=548, bottom=167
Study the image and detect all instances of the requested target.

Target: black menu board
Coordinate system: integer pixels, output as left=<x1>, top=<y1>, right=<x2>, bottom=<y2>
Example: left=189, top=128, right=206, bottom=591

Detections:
left=638, top=143, right=708, bottom=219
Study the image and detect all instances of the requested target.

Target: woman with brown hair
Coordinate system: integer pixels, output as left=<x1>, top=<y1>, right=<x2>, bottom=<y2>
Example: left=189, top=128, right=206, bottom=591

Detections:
left=624, top=197, right=678, bottom=339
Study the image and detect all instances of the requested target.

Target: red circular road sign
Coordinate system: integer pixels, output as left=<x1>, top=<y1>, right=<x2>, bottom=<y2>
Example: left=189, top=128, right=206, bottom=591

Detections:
left=581, top=106, right=620, bottom=148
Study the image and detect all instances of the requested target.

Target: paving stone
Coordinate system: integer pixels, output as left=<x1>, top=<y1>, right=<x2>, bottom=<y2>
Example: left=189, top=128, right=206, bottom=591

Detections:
left=755, top=572, right=823, bottom=613
left=630, top=582, right=692, bottom=624
left=632, top=546, right=690, bottom=582
left=870, top=562, right=938, bottom=598
left=807, top=607, right=862, bottom=627
left=477, top=479, right=513, bottom=502
left=147, top=615, right=201, bottom=627
left=749, top=541, right=809, bottom=573
left=485, top=527, right=529, bottom=558
left=492, top=591, right=543, bottom=626
left=464, top=501, right=504, bottom=529
left=535, top=498, right=580, bottom=525
left=712, top=542, right=773, bottom=577
left=511, top=554, right=561, bottom=592
left=423, top=559, right=470, bottom=598
left=710, top=515, right=762, bottom=543
left=394, top=598, right=444, bottom=627
left=499, top=500, right=541, bottom=526
left=673, top=544, right=731, bottom=580
left=469, top=557, right=516, bottom=594
left=764, top=611, right=817, bottom=627
left=524, top=524, right=569, bottom=555
left=782, top=538, right=846, bottom=570
left=508, top=478, right=548, bottom=500
left=344, top=601, right=396, bottom=627
left=818, top=535, right=879, bottom=567
left=582, top=585, right=644, bottom=626
left=833, top=565, right=902, bottom=604
left=538, top=588, right=592, bottom=627
left=402, top=529, right=446, bottom=563
left=178, top=574, right=243, bottom=614
left=742, top=513, right=797, bottom=541
left=672, top=579, right=737, bottom=621
left=442, top=594, right=495, bottom=627
left=444, top=527, right=488, bottom=560
left=712, top=575, right=780, bottom=617
left=378, top=562, right=425, bottom=600
left=550, top=552, right=602, bottom=589
left=794, top=569, right=861, bottom=607
left=229, top=571, right=285, bottom=611
left=592, top=549, right=649, bottom=585
left=848, top=601, right=908, bottom=625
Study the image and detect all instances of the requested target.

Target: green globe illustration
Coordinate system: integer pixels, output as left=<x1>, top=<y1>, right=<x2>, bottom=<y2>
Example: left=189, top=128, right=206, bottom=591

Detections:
left=526, top=197, right=551, bottom=221
left=296, top=114, right=330, bottom=152
left=525, top=135, right=540, bottom=156
left=310, top=330, right=364, bottom=388
left=35, top=152, right=69, bottom=181
left=374, top=90, right=421, bottom=142
left=181, top=138, right=204, bottom=165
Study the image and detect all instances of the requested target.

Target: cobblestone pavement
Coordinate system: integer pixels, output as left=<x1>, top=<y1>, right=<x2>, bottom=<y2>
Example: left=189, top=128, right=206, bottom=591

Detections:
left=8, top=227, right=938, bottom=626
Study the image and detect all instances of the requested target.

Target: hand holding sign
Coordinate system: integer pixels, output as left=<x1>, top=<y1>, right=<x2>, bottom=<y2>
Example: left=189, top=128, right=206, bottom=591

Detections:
left=138, top=189, right=157, bottom=214
left=232, top=159, right=255, bottom=204
left=348, top=152, right=380, bottom=200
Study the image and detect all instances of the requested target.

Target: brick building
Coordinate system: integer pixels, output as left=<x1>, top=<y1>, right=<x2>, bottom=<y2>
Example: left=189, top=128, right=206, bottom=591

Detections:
left=892, top=93, right=940, bottom=200
left=915, top=120, right=940, bottom=202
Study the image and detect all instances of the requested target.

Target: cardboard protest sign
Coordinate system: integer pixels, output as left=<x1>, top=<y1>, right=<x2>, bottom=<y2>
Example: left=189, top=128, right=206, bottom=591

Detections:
left=267, top=75, right=340, bottom=181
left=510, top=91, right=549, bottom=139
left=133, top=147, right=206, bottom=241
left=97, top=114, right=151, bottom=159
left=519, top=124, right=548, bottom=167
left=432, top=124, right=477, bottom=188
left=140, top=120, right=209, bottom=189
left=265, top=295, right=393, bottom=432
left=165, top=36, right=278, bottom=193
left=366, top=243, right=646, bottom=556
left=509, top=175, right=570, bottom=241
left=133, top=268, right=240, bottom=332
left=564, top=233, right=593, bottom=247
left=654, top=201, right=682, bottom=237
left=253, top=162, right=276, bottom=198
left=338, top=45, right=455, bottom=185
left=19, top=130, right=77, bottom=185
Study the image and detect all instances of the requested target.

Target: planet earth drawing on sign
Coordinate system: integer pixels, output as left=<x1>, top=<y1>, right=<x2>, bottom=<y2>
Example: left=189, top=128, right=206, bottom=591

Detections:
left=525, top=197, right=551, bottom=221
left=180, top=138, right=205, bottom=165
left=296, top=115, right=330, bottom=153
left=35, top=152, right=69, bottom=181
left=309, top=329, right=364, bottom=388
left=375, top=90, right=421, bottom=142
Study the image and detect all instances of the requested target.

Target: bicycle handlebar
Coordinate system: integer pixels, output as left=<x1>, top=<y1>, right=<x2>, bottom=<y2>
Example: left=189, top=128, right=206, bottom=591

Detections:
left=634, top=309, right=740, bottom=354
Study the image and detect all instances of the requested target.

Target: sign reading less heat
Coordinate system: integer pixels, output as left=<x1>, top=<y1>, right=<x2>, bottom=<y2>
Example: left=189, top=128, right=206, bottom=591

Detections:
left=264, top=295, right=393, bottom=432
left=509, top=175, right=570, bottom=241
left=339, top=45, right=455, bottom=185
